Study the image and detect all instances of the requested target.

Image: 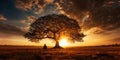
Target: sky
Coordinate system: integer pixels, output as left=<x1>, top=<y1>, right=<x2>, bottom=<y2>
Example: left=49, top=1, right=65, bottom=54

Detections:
left=0, top=0, right=120, bottom=47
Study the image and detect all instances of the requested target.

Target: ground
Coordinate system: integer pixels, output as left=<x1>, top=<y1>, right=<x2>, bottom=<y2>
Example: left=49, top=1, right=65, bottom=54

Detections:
left=0, top=46, right=120, bottom=60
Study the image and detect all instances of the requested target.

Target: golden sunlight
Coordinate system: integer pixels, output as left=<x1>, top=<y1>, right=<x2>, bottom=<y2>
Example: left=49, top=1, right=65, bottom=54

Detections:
left=59, top=37, right=68, bottom=47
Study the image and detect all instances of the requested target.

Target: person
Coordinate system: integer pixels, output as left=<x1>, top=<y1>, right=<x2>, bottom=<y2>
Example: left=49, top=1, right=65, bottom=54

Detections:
left=43, top=44, right=47, bottom=49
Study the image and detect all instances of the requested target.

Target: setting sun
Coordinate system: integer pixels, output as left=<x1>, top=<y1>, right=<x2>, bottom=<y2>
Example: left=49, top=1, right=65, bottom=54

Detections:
left=59, top=38, right=68, bottom=47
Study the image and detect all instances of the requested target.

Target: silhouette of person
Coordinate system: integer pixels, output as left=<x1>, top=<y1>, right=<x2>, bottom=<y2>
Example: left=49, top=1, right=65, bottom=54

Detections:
left=43, top=44, right=47, bottom=49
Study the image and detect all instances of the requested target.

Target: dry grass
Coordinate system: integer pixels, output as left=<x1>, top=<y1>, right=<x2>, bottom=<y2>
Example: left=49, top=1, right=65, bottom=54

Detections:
left=0, top=46, right=120, bottom=60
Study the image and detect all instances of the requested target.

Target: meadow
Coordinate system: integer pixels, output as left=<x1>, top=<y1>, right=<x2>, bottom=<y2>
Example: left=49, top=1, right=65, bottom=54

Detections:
left=0, top=45, right=120, bottom=60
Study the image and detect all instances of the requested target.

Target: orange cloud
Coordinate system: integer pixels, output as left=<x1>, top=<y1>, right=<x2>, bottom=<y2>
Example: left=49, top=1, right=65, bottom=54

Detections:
left=84, top=27, right=105, bottom=35
left=45, top=0, right=54, bottom=3
left=27, top=16, right=36, bottom=23
left=20, top=20, right=26, bottom=24
left=15, top=0, right=33, bottom=11
left=0, top=15, right=7, bottom=21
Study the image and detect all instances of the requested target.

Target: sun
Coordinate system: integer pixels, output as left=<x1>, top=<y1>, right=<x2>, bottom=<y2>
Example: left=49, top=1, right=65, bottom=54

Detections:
left=59, top=37, right=68, bottom=47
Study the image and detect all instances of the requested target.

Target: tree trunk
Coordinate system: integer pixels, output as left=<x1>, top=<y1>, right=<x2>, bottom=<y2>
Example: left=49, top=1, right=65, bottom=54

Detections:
left=53, top=32, right=62, bottom=48
left=53, top=40, right=62, bottom=48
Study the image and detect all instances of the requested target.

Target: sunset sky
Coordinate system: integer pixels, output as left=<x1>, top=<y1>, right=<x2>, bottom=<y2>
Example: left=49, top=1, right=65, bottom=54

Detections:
left=0, top=0, right=120, bottom=47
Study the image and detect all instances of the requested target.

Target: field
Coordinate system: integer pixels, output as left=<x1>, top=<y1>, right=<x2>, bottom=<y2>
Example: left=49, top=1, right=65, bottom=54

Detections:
left=0, top=46, right=120, bottom=60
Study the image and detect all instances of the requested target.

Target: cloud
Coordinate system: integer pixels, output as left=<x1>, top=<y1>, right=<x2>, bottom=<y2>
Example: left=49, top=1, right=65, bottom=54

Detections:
left=0, top=22, right=25, bottom=36
left=15, top=0, right=46, bottom=14
left=20, top=20, right=26, bottom=24
left=20, top=16, right=36, bottom=31
left=45, top=0, right=54, bottom=3
left=16, top=0, right=120, bottom=35
left=15, top=0, right=61, bottom=15
left=0, top=14, right=7, bottom=21
left=56, top=0, right=120, bottom=45
left=15, top=0, right=38, bottom=11
left=57, top=0, right=120, bottom=33
left=84, top=27, right=105, bottom=35
left=83, top=6, right=120, bottom=31
left=20, top=16, right=36, bottom=24
left=27, top=16, right=36, bottom=23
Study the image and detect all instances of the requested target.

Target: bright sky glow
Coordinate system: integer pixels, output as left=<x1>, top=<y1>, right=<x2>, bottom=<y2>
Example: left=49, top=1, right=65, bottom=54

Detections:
left=59, top=37, right=68, bottom=47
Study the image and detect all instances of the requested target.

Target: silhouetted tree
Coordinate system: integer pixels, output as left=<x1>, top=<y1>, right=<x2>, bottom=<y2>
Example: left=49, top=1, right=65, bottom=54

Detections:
left=24, top=14, right=85, bottom=48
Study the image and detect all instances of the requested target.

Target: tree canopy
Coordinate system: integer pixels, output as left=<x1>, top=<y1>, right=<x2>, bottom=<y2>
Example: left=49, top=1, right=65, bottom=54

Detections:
left=24, top=14, right=85, bottom=48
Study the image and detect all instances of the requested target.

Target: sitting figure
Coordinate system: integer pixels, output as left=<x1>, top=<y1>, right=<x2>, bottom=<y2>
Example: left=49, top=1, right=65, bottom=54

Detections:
left=43, top=44, right=47, bottom=49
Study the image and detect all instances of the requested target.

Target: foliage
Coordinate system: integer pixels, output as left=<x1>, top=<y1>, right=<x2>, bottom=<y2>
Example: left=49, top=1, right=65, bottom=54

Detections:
left=24, top=14, right=85, bottom=43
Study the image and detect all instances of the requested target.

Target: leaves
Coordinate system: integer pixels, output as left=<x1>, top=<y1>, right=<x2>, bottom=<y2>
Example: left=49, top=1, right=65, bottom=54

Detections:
left=25, top=14, right=85, bottom=42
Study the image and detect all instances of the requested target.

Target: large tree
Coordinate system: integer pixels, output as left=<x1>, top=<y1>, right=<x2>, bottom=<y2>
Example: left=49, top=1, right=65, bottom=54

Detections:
left=24, top=14, right=85, bottom=48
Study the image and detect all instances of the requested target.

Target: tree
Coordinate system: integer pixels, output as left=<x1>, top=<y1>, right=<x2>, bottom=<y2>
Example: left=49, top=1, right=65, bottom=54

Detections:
left=24, top=14, right=85, bottom=48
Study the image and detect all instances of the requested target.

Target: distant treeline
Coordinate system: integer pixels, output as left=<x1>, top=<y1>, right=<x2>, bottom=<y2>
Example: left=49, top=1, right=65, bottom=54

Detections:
left=101, top=44, right=120, bottom=47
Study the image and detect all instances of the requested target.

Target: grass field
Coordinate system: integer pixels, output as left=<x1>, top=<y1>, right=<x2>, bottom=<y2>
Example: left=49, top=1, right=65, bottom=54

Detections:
left=0, top=46, right=120, bottom=60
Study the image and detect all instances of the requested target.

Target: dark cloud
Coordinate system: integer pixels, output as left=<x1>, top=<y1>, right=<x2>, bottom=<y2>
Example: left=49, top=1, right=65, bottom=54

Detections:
left=15, top=0, right=61, bottom=17
left=58, top=0, right=120, bottom=33
left=58, top=0, right=105, bottom=22
left=84, top=4, right=120, bottom=31
left=20, top=16, right=36, bottom=32
left=15, top=0, right=59, bottom=15
left=15, top=0, right=44, bottom=11
left=0, top=22, right=25, bottom=36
